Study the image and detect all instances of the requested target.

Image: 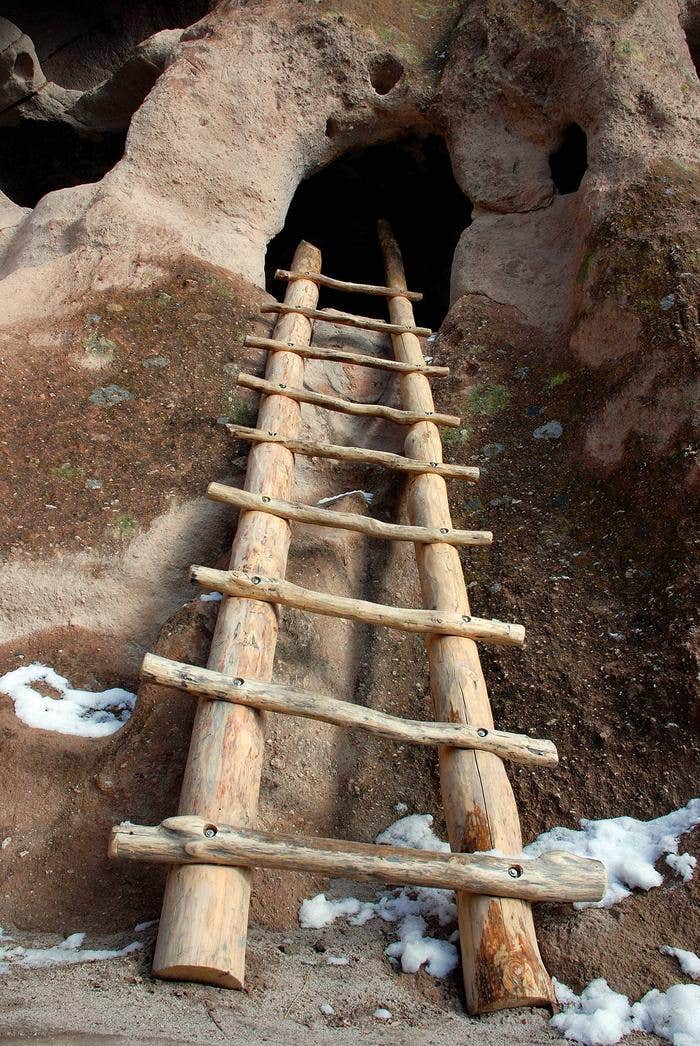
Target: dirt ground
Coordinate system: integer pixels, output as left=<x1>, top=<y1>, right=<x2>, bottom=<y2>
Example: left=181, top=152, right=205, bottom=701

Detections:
left=0, top=293, right=697, bottom=1044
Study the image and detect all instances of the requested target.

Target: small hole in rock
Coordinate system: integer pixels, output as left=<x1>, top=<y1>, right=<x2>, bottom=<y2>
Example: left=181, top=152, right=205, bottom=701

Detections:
left=368, top=54, right=404, bottom=95
left=549, top=123, right=588, bottom=195
left=13, top=52, right=35, bottom=80
left=325, top=117, right=341, bottom=138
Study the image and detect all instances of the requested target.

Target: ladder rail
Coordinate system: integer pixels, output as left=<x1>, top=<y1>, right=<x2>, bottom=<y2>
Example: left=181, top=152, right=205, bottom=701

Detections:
left=378, top=219, right=555, bottom=1013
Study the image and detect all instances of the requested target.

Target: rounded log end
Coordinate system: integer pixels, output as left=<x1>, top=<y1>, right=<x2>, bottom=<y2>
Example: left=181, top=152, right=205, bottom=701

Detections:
left=152, top=961, right=245, bottom=990
left=107, top=828, right=122, bottom=860
left=510, top=624, right=526, bottom=647
left=468, top=986, right=557, bottom=1016
left=543, top=741, right=560, bottom=767
left=139, top=652, right=158, bottom=682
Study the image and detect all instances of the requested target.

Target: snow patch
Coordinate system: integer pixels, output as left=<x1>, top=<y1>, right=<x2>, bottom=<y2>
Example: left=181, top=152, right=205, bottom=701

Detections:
left=665, top=852, right=696, bottom=882
left=299, top=815, right=458, bottom=979
left=325, top=954, right=349, bottom=966
left=0, top=664, right=135, bottom=738
left=319, top=1002, right=335, bottom=1016
left=524, top=798, right=700, bottom=907
left=317, top=490, right=374, bottom=507
left=660, top=946, right=700, bottom=980
left=0, top=928, right=141, bottom=971
left=552, top=977, right=700, bottom=1046
left=199, top=591, right=222, bottom=603
left=373, top=1008, right=393, bottom=1021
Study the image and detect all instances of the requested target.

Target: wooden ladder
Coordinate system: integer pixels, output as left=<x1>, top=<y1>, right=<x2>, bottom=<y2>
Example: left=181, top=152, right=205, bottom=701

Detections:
left=110, top=221, right=606, bottom=1013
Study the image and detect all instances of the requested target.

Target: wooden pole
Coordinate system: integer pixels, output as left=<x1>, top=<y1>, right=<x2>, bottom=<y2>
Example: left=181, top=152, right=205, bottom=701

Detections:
left=275, top=268, right=424, bottom=302
left=226, top=425, right=480, bottom=482
left=111, top=817, right=606, bottom=904
left=377, top=220, right=556, bottom=1013
left=151, top=241, right=322, bottom=987
left=190, top=567, right=526, bottom=648
left=260, top=303, right=432, bottom=338
left=141, top=654, right=559, bottom=767
left=244, top=335, right=449, bottom=376
left=237, top=373, right=461, bottom=428
left=206, top=484, right=493, bottom=547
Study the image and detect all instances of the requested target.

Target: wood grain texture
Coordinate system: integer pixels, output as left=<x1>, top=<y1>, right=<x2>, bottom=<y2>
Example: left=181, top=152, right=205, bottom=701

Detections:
left=190, top=567, right=526, bottom=648
left=111, top=817, right=606, bottom=903
left=151, top=241, right=323, bottom=988
left=226, top=425, right=480, bottom=481
left=237, top=373, right=461, bottom=428
left=260, top=302, right=432, bottom=337
left=206, top=484, right=492, bottom=547
left=378, top=219, right=557, bottom=1013
left=244, top=334, right=449, bottom=375
left=141, top=654, right=559, bottom=767
left=275, top=268, right=423, bottom=302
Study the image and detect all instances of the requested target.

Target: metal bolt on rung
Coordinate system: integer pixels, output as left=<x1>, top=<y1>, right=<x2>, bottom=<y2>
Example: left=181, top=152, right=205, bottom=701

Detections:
left=508, top=865, right=523, bottom=879
left=204, top=826, right=217, bottom=838
left=462, top=615, right=471, bottom=623
left=429, top=462, right=438, bottom=468
left=279, top=383, right=287, bottom=389
left=251, top=575, right=261, bottom=585
left=477, top=728, right=488, bottom=737
left=439, top=528, right=449, bottom=534
left=262, top=496, right=271, bottom=503
left=425, top=412, right=433, bottom=416
left=268, top=431, right=277, bottom=436
left=232, top=678, right=244, bottom=687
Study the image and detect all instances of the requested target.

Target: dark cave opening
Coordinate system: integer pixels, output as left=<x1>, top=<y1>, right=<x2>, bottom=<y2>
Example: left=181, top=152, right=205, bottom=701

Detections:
left=2, top=0, right=210, bottom=89
left=265, top=137, right=473, bottom=331
left=0, top=121, right=126, bottom=209
left=681, top=9, right=700, bottom=77
left=549, top=123, right=588, bottom=195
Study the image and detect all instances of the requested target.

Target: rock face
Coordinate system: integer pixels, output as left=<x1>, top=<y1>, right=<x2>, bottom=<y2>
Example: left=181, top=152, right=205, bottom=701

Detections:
left=0, top=0, right=698, bottom=1020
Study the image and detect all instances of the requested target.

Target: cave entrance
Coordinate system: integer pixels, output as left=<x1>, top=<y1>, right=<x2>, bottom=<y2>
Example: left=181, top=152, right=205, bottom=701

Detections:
left=0, top=121, right=126, bottom=209
left=265, top=136, right=472, bottom=330
left=549, top=123, right=588, bottom=195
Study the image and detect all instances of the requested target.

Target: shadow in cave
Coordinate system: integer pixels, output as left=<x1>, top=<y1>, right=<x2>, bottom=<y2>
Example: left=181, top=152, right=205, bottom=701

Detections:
left=265, top=136, right=473, bottom=331
left=0, top=121, right=126, bottom=209
left=2, top=0, right=209, bottom=89
left=549, top=123, right=588, bottom=195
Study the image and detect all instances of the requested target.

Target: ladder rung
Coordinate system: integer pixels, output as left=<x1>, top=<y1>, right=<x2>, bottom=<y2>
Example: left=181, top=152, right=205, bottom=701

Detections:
left=207, top=484, right=492, bottom=548
left=260, top=303, right=432, bottom=338
left=110, top=815, right=607, bottom=904
left=142, top=654, right=558, bottom=766
left=275, top=269, right=424, bottom=303
left=237, top=373, right=460, bottom=428
left=190, top=568, right=525, bottom=648
left=244, top=335, right=448, bottom=376
left=226, top=425, right=480, bottom=482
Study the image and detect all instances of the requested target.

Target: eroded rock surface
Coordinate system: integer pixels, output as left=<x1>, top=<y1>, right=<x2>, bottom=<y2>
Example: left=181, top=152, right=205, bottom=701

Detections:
left=0, top=0, right=698, bottom=1035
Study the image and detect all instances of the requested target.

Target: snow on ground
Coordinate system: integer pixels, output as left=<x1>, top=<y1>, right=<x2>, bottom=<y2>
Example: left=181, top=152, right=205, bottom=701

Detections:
left=0, top=928, right=141, bottom=973
left=316, top=490, right=374, bottom=507
left=552, top=977, right=700, bottom=1046
left=660, top=946, right=700, bottom=980
left=0, top=664, right=135, bottom=737
left=299, top=801, right=699, bottom=988
left=299, top=814, right=458, bottom=978
left=524, top=798, right=700, bottom=907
